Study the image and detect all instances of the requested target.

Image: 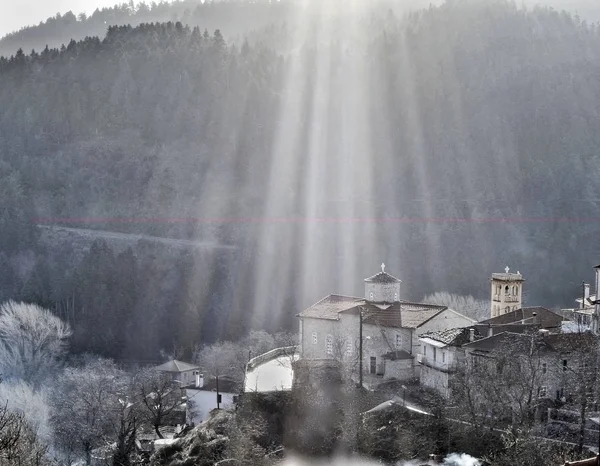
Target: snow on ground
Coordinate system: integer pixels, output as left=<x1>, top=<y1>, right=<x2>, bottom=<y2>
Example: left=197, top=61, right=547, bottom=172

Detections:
left=245, top=354, right=298, bottom=393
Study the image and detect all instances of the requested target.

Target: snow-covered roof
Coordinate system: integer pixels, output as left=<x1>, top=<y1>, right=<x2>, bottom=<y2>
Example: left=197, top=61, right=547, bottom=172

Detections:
left=154, top=360, right=200, bottom=373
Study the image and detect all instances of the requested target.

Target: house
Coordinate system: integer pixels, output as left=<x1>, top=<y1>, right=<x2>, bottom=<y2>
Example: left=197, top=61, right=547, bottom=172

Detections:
left=185, top=376, right=238, bottom=425
left=154, top=360, right=202, bottom=388
left=297, top=264, right=476, bottom=383
left=462, top=331, right=597, bottom=403
left=476, top=306, right=565, bottom=336
left=418, top=327, right=482, bottom=398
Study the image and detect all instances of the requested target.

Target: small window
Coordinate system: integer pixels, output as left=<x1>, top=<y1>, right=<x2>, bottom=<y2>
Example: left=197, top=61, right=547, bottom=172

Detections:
left=563, top=359, right=568, bottom=372
left=542, top=363, right=547, bottom=374
left=326, top=335, right=333, bottom=355
left=369, top=292, right=374, bottom=300
left=433, top=347, right=437, bottom=362
left=442, top=351, right=446, bottom=363
left=423, top=345, right=427, bottom=356
left=233, top=395, right=239, bottom=403
left=395, top=333, right=402, bottom=349
left=394, top=292, right=398, bottom=301
left=312, top=332, right=318, bottom=345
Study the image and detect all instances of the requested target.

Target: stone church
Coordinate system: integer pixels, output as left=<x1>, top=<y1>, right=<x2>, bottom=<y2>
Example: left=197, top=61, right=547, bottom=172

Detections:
left=297, top=265, right=475, bottom=383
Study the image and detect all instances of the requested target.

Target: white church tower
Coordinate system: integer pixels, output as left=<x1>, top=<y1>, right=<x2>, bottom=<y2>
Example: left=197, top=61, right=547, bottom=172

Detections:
left=364, top=263, right=402, bottom=303
left=490, top=267, right=524, bottom=318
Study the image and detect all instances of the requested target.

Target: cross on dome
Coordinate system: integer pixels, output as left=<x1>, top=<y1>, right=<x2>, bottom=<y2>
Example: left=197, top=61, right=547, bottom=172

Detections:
left=381, top=263, right=385, bottom=273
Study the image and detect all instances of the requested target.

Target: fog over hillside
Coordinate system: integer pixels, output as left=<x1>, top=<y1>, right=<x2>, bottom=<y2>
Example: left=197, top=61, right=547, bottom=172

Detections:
left=2, top=0, right=600, bottom=360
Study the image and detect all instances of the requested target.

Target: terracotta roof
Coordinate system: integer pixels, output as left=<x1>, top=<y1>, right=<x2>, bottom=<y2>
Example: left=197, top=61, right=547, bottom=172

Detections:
left=400, top=305, right=447, bottom=328
left=154, top=360, right=199, bottom=373
left=479, top=307, right=563, bottom=328
left=543, top=332, right=597, bottom=353
left=297, top=294, right=363, bottom=320
left=363, top=307, right=403, bottom=328
left=420, top=327, right=481, bottom=346
left=462, top=332, right=545, bottom=354
left=299, top=295, right=446, bottom=329
left=364, top=271, right=401, bottom=283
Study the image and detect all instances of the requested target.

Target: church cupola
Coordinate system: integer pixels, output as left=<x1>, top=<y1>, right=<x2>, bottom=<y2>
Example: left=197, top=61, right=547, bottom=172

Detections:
left=364, top=263, right=401, bottom=303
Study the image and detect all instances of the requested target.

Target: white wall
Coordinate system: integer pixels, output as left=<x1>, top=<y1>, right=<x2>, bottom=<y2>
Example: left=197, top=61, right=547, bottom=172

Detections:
left=185, top=389, right=236, bottom=425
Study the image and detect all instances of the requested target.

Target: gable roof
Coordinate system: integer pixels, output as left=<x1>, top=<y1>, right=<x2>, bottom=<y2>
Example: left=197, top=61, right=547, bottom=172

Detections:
left=420, top=327, right=481, bottom=347
left=364, top=271, right=401, bottom=283
left=462, top=331, right=542, bottom=354
left=463, top=331, right=597, bottom=358
left=298, top=294, right=447, bottom=330
left=479, top=307, right=563, bottom=328
left=297, top=294, right=363, bottom=320
left=154, top=360, right=199, bottom=373
left=342, top=300, right=447, bottom=329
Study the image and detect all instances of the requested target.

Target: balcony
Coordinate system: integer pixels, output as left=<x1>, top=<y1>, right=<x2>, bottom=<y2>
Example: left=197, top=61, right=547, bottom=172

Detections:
left=504, top=296, right=519, bottom=303
left=417, top=354, right=455, bottom=373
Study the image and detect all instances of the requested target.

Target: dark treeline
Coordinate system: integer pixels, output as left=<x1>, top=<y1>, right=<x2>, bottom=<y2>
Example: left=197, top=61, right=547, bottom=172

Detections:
left=1, top=1, right=600, bottom=360
left=0, top=0, right=297, bottom=59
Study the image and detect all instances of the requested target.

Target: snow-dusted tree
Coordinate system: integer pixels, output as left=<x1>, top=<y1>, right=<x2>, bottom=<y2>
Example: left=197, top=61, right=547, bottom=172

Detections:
left=422, top=292, right=488, bottom=322
left=0, top=401, right=48, bottom=465
left=135, top=368, right=185, bottom=439
left=50, top=358, right=124, bottom=465
left=0, top=301, right=71, bottom=386
left=0, top=380, right=51, bottom=446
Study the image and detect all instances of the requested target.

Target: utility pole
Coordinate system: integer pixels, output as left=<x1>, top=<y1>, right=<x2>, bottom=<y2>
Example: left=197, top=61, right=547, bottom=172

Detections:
left=216, top=375, right=221, bottom=409
left=359, top=306, right=363, bottom=389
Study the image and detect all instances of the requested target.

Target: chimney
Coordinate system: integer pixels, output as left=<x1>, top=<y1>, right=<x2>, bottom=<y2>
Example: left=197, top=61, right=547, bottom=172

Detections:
left=195, top=372, right=204, bottom=388
left=583, top=283, right=591, bottom=308
left=532, top=312, right=539, bottom=326
left=488, top=325, right=493, bottom=337
left=469, top=328, right=475, bottom=342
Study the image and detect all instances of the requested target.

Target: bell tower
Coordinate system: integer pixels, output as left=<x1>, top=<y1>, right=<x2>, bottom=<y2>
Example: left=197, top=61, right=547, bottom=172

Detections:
left=490, top=267, right=524, bottom=318
left=364, top=263, right=402, bottom=303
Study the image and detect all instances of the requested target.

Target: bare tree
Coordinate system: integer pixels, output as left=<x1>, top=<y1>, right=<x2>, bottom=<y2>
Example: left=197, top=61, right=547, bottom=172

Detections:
left=0, top=401, right=48, bottom=466
left=50, top=358, right=123, bottom=465
left=0, top=301, right=71, bottom=387
left=452, top=333, right=547, bottom=433
left=135, top=368, right=185, bottom=439
left=422, top=292, right=488, bottom=321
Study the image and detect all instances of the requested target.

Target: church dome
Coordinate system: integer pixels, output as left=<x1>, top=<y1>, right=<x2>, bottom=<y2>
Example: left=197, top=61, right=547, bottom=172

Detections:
left=364, top=264, right=401, bottom=302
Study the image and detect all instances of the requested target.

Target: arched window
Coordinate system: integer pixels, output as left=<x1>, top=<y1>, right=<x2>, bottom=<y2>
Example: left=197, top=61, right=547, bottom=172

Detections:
left=326, top=335, right=333, bottom=355
left=312, top=332, right=318, bottom=345
left=369, top=292, right=374, bottom=300
left=505, top=306, right=510, bottom=313
left=504, top=285, right=510, bottom=296
left=394, top=292, right=398, bottom=301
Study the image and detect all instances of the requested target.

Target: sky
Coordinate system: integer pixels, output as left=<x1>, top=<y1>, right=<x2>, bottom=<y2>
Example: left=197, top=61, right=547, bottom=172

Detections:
left=0, top=0, right=599, bottom=39
left=0, top=0, right=119, bottom=37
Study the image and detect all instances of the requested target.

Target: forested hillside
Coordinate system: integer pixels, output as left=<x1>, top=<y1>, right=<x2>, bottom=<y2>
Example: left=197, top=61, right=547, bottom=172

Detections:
left=1, top=0, right=600, bottom=360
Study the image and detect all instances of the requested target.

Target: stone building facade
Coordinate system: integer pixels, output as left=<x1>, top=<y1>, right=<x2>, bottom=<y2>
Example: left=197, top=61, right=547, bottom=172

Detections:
left=297, top=265, right=475, bottom=383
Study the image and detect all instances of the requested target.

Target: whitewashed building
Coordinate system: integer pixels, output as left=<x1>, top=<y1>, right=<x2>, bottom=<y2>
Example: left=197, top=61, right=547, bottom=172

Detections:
left=418, top=327, right=481, bottom=398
